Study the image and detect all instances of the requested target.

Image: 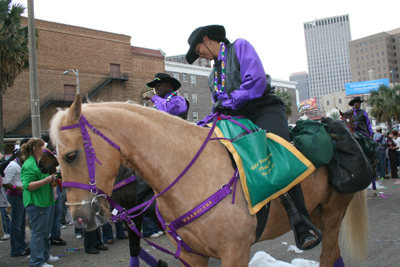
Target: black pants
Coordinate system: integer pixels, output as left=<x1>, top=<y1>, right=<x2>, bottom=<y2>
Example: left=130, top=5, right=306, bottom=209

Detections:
left=244, top=100, right=311, bottom=232
left=84, top=227, right=103, bottom=252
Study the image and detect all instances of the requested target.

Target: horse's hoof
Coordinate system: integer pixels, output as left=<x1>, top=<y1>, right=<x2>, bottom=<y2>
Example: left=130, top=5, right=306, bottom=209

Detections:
left=371, top=192, right=378, bottom=197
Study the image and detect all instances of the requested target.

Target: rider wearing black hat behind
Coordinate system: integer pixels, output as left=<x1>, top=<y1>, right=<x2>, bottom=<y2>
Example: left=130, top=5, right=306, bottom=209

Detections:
left=144, top=73, right=189, bottom=120
left=347, top=96, right=373, bottom=139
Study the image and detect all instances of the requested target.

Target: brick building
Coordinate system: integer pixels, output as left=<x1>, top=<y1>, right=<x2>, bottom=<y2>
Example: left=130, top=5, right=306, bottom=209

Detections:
left=4, top=18, right=164, bottom=150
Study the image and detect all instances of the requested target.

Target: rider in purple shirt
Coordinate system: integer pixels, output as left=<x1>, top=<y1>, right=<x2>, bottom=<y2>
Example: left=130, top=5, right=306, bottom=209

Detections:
left=348, top=96, right=373, bottom=138
left=144, top=73, right=189, bottom=119
left=198, top=38, right=267, bottom=126
left=185, top=24, right=321, bottom=251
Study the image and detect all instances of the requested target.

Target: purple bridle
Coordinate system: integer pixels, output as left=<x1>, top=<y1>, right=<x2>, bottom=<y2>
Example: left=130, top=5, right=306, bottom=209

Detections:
left=58, top=112, right=243, bottom=266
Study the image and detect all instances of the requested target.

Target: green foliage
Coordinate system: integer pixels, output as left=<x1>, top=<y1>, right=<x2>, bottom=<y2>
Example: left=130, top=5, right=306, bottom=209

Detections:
left=330, top=111, right=340, bottom=120
left=276, top=90, right=293, bottom=118
left=368, top=84, right=400, bottom=130
left=0, top=0, right=30, bottom=93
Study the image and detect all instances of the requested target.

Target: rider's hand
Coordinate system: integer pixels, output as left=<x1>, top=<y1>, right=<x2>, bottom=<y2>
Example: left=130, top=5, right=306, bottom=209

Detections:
left=145, top=92, right=155, bottom=101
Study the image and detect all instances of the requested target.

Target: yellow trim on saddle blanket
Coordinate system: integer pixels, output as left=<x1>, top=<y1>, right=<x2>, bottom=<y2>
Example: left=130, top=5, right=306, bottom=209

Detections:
left=213, top=126, right=316, bottom=215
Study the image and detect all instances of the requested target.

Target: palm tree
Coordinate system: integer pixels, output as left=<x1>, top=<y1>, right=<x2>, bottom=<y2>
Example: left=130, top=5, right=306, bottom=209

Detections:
left=0, top=0, right=30, bottom=152
left=368, top=84, right=400, bottom=131
left=276, top=90, right=293, bottom=118
left=330, top=111, right=340, bottom=120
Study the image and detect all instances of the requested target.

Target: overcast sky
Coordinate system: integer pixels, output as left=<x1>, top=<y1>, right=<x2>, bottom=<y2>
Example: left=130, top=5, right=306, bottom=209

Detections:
left=13, top=0, right=400, bottom=81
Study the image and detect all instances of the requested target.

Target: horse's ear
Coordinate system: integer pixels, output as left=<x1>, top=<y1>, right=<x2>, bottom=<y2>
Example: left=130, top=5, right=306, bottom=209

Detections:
left=66, top=94, right=82, bottom=123
left=339, top=110, right=344, bottom=117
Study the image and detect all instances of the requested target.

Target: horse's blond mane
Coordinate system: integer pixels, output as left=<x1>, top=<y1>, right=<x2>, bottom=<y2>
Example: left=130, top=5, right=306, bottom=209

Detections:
left=49, top=101, right=193, bottom=148
left=50, top=108, right=68, bottom=148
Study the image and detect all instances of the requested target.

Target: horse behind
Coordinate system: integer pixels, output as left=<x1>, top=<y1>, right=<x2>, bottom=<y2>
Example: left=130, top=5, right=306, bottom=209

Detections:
left=38, top=141, right=168, bottom=267
left=50, top=94, right=368, bottom=267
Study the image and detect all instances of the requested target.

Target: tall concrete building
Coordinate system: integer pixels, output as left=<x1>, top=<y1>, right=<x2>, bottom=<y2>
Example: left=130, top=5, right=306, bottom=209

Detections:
left=349, top=28, right=400, bottom=84
left=303, top=15, right=352, bottom=104
left=289, top=71, right=309, bottom=101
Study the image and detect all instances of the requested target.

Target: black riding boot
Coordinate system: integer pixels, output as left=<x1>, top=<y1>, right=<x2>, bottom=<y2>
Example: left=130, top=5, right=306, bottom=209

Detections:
left=280, top=184, right=322, bottom=250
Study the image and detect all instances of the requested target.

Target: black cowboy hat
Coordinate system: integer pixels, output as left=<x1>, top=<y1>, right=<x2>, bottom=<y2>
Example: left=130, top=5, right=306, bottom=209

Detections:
left=349, top=96, right=364, bottom=106
left=146, top=73, right=181, bottom=90
left=185, top=25, right=225, bottom=64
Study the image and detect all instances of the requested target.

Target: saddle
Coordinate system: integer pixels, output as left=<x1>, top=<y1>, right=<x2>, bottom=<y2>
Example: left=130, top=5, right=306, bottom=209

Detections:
left=209, top=117, right=315, bottom=215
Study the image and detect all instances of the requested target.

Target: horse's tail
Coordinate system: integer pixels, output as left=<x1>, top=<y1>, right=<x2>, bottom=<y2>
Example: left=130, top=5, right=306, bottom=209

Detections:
left=341, top=189, right=369, bottom=262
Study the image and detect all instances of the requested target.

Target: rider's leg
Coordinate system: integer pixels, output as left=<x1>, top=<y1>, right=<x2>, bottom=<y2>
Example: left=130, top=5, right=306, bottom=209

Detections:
left=244, top=99, right=320, bottom=250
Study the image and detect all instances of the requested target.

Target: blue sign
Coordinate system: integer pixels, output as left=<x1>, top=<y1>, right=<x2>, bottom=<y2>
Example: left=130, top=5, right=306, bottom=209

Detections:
left=345, top=78, right=389, bottom=95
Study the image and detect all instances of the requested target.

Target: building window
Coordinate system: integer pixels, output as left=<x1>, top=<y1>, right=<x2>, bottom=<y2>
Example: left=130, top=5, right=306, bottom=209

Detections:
left=192, top=93, right=197, bottom=104
left=382, top=51, right=385, bottom=55
left=193, top=112, right=198, bottom=122
left=327, top=100, right=329, bottom=105
left=191, top=75, right=196, bottom=86
left=379, top=74, right=382, bottom=78
left=110, top=64, right=121, bottom=78
left=173, top=73, right=179, bottom=80
left=183, top=73, right=187, bottom=81
left=339, top=99, right=342, bottom=104
left=384, top=73, right=387, bottom=78
left=183, top=92, right=188, bottom=99
left=64, top=85, right=76, bottom=101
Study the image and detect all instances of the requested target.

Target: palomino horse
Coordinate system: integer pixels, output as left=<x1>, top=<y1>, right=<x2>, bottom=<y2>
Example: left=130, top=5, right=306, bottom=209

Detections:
left=50, top=94, right=368, bottom=267
left=38, top=142, right=168, bottom=267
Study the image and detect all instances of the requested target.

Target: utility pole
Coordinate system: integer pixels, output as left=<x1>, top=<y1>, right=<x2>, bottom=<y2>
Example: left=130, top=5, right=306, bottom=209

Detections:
left=27, top=0, right=41, bottom=138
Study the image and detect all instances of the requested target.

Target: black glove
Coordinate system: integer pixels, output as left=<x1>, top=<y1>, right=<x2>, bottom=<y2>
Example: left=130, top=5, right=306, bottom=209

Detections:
left=212, top=100, right=227, bottom=114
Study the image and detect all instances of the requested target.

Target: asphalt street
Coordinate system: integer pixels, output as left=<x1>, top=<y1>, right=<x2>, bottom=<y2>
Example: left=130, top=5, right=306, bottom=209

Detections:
left=1, top=178, right=399, bottom=267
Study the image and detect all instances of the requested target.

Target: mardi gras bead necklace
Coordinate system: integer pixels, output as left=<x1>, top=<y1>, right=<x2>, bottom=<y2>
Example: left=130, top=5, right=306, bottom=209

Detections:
left=214, top=43, right=226, bottom=93
left=152, top=91, right=178, bottom=110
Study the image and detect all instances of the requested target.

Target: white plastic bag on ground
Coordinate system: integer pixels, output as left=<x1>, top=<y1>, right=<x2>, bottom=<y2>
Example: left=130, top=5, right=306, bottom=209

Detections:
left=249, top=251, right=319, bottom=267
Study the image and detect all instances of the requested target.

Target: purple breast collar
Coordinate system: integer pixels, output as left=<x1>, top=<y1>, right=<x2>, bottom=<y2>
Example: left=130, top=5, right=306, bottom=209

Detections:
left=112, top=175, right=136, bottom=192
left=59, top=112, right=242, bottom=266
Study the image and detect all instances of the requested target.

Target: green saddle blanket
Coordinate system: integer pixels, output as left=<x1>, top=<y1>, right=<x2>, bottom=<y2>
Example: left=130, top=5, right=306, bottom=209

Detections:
left=210, top=117, right=315, bottom=215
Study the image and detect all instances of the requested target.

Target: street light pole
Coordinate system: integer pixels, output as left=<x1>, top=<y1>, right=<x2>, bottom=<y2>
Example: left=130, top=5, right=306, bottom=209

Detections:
left=27, top=0, right=41, bottom=138
left=76, top=69, right=79, bottom=94
left=63, top=69, right=79, bottom=94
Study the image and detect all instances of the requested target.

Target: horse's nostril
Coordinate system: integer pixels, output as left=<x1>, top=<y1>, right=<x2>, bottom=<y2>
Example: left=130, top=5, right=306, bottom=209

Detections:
left=78, top=217, right=83, bottom=223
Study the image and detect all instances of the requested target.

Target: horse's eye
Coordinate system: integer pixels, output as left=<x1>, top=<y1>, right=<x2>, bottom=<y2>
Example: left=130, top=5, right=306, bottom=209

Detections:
left=65, top=152, right=77, bottom=164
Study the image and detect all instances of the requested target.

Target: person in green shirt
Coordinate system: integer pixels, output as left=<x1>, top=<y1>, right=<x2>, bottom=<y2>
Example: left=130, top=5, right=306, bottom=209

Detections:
left=20, top=138, right=59, bottom=267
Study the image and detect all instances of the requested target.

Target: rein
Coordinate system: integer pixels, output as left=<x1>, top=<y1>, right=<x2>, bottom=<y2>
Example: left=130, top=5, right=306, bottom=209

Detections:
left=58, top=112, right=241, bottom=266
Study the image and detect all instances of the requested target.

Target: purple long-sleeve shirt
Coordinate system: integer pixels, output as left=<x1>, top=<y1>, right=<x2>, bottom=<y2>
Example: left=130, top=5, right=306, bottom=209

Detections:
left=198, top=39, right=267, bottom=126
left=151, top=92, right=188, bottom=116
